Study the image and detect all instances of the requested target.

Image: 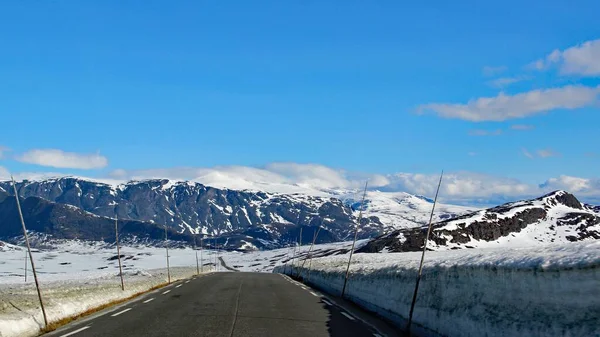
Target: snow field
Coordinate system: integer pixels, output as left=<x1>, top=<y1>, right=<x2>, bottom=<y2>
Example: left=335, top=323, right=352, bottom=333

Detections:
left=275, top=241, right=600, bottom=337
left=0, top=241, right=225, bottom=337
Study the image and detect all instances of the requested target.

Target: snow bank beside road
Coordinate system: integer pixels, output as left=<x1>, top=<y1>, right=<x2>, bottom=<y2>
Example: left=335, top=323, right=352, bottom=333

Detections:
left=0, top=267, right=198, bottom=337
left=0, top=241, right=213, bottom=337
left=275, top=241, right=600, bottom=337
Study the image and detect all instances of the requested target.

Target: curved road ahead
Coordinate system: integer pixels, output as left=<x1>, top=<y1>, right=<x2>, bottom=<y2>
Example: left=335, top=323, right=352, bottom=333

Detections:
left=45, top=272, right=401, bottom=337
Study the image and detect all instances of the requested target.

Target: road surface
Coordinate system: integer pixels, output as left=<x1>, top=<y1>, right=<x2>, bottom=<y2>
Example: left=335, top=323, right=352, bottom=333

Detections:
left=45, top=272, right=401, bottom=337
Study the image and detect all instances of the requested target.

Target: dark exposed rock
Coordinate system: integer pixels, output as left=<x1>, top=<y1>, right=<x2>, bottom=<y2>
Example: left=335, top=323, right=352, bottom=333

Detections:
left=359, top=191, right=599, bottom=253
left=538, top=191, right=582, bottom=209
left=0, top=178, right=388, bottom=249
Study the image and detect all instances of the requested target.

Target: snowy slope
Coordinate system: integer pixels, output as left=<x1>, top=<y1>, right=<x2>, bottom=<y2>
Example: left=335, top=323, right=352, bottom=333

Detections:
left=1, top=178, right=474, bottom=249
left=360, top=190, right=600, bottom=253
left=334, top=190, right=473, bottom=229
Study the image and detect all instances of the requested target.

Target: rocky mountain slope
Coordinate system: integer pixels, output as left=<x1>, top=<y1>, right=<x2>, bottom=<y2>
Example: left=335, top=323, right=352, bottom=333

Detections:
left=359, top=190, right=600, bottom=253
left=0, top=188, right=192, bottom=245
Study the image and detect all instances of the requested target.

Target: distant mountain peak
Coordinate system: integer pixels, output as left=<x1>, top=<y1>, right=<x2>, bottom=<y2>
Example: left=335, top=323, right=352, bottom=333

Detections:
left=359, top=191, right=599, bottom=253
left=537, top=190, right=582, bottom=209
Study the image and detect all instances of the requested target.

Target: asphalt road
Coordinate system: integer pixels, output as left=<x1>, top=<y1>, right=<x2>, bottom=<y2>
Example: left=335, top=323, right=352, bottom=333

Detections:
left=46, top=272, right=401, bottom=337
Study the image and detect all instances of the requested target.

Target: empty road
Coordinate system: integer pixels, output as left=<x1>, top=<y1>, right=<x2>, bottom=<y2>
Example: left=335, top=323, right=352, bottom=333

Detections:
left=44, top=272, right=400, bottom=337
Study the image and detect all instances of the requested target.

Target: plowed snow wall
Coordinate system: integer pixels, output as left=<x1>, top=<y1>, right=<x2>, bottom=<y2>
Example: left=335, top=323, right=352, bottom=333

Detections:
left=275, top=250, right=600, bottom=337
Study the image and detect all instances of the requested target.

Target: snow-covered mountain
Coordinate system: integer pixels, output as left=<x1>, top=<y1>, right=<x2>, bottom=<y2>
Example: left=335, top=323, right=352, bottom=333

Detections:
left=359, top=190, right=600, bottom=253
left=0, top=177, right=471, bottom=249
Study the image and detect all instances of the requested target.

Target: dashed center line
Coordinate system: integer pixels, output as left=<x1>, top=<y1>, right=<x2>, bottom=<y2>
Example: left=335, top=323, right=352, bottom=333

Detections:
left=185, top=280, right=190, bottom=284
left=162, top=290, right=171, bottom=295
left=341, top=312, right=356, bottom=321
left=60, top=326, right=90, bottom=337
left=176, top=284, right=182, bottom=288
left=143, top=298, right=155, bottom=303
left=111, top=308, right=132, bottom=317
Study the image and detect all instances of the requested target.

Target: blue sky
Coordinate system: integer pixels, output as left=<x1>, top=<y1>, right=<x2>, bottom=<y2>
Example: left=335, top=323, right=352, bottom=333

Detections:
left=0, top=1, right=599, bottom=203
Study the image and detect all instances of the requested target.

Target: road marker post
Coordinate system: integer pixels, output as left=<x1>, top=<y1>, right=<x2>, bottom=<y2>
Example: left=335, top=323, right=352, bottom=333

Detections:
left=342, top=181, right=368, bottom=297
left=194, top=234, right=200, bottom=275
left=200, top=237, right=204, bottom=273
left=301, top=226, right=321, bottom=280
left=115, top=215, right=125, bottom=290
left=294, top=227, right=303, bottom=277
left=11, top=176, right=48, bottom=327
left=407, top=171, right=443, bottom=336
left=165, top=226, right=171, bottom=284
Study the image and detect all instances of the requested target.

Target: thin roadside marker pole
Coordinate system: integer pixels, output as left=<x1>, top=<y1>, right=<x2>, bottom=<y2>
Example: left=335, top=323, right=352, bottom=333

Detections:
left=200, top=237, right=204, bottom=273
left=301, top=226, right=321, bottom=278
left=115, top=215, right=124, bottom=291
left=11, top=176, right=48, bottom=327
left=407, top=171, right=444, bottom=336
left=165, top=226, right=171, bottom=284
left=342, top=181, right=368, bottom=297
left=194, top=235, right=199, bottom=275
left=24, top=249, right=27, bottom=282
left=294, top=227, right=303, bottom=277
left=305, top=227, right=321, bottom=282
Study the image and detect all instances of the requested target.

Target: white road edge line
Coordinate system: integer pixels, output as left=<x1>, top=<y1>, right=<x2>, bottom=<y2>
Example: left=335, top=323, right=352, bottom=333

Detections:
left=111, top=308, right=132, bottom=317
left=176, top=284, right=182, bottom=288
left=60, top=326, right=90, bottom=337
left=162, top=290, right=171, bottom=295
left=309, top=291, right=319, bottom=297
left=143, top=298, right=155, bottom=303
left=341, top=312, right=356, bottom=321
left=321, top=294, right=388, bottom=337
left=279, top=274, right=388, bottom=337
left=322, top=299, right=332, bottom=306
left=185, top=280, right=190, bottom=283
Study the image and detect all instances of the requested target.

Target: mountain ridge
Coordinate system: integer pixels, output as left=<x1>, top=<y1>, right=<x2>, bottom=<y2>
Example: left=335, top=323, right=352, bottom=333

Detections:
left=358, top=190, right=600, bottom=253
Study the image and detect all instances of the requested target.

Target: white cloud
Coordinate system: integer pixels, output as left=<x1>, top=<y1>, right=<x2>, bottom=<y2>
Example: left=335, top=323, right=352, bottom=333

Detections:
left=418, top=85, right=600, bottom=122
left=522, top=148, right=560, bottom=159
left=533, top=39, right=600, bottom=76
left=0, top=166, right=10, bottom=180
left=102, top=163, right=600, bottom=205
left=537, top=149, right=561, bottom=158
left=468, top=129, right=502, bottom=136
left=511, top=124, right=535, bottom=130
left=487, top=76, right=530, bottom=88
left=0, top=146, right=10, bottom=160
left=16, top=149, right=108, bottom=169
left=107, top=163, right=389, bottom=194
left=539, top=175, right=600, bottom=203
left=382, top=172, right=532, bottom=201
left=482, top=66, right=507, bottom=77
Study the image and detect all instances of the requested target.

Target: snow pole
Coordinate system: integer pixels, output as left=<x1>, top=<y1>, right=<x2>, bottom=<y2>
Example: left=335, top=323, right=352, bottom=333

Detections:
left=11, top=176, right=48, bottom=327
left=24, top=249, right=27, bottom=282
left=194, top=234, right=199, bottom=275
left=294, top=227, right=303, bottom=277
left=301, top=226, right=321, bottom=279
left=305, top=227, right=321, bottom=282
left=115, top=215, right=125, bottom=291
left=407, top=171, right=443, bottom=336
left=200, top=237, right=204, bottom=273
left=290, top=239, right=297, bottom=275
left=342, top=181, right=368, bottom=298
left=165, top=226, right=171, bottom=284
left=287, top=239, right=294, bottom=275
